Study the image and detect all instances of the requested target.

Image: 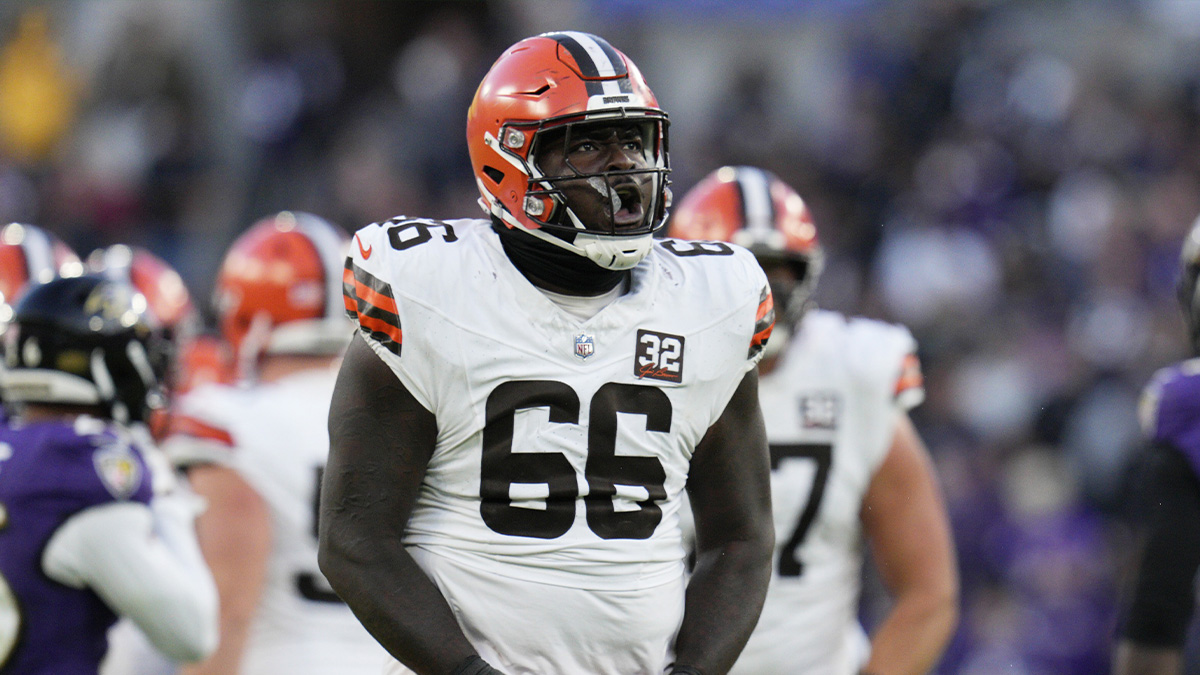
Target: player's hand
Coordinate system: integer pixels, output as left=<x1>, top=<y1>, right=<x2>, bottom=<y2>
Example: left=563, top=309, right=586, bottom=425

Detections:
left=451, top=655, right=506, bottom=675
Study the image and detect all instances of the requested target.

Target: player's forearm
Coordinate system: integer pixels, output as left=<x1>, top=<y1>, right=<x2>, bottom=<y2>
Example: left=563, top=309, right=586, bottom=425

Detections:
left=861, top=583, right=958, bottom=675
left=43, top=503, right=219, bottom=664
left=178, top=464, right=270, bottom=673
left=318, top=527, right=477, bottom=674
left=674, top=536, right=773, bottom=674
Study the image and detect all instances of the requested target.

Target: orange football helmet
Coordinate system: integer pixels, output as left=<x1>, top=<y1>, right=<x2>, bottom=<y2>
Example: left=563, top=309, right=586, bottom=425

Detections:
left=669, top=166, right=824, bottom=324
left=0, top=222, right=82, bottom=312
left=213, top=211, right=351, bottom=376
left=170, top=333, right=234, bottom=394
left=467, top=31, right=671, bottom=270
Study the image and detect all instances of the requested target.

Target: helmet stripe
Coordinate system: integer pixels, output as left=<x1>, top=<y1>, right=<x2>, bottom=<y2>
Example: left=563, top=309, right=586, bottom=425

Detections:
left=546, top=32, right=630, bottom=97
left=294, top=214, right=350, bottom=323
left=735, top=167, right=776, bottom=239
left=553, top=31, right=626, bottom=76
left=20, top=225, right=54, bottom=285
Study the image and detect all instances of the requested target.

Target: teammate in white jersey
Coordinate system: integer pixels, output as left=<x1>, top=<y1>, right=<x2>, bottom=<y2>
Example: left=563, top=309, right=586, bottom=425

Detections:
left=163, top=212, right=389, bottom=675
left=321, top=32, right=776, bottom=675
left=670, top=166, right=959, bottom=675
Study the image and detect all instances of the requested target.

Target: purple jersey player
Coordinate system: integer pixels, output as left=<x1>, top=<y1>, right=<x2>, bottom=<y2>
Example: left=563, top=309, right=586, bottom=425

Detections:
left=0, top=275, right=216, bottom=674
left=1140, top=363, right=1200, bottom=479
left=1114, top=217, right=1200, bottom=675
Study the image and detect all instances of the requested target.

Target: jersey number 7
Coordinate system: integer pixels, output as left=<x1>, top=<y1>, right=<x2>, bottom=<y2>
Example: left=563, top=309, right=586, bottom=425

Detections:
left=769, top=443, right=832, bottom=577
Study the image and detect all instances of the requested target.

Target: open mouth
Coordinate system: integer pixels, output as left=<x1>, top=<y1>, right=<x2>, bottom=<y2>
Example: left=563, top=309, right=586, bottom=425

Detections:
left=612, top=184, right=645, bottom=229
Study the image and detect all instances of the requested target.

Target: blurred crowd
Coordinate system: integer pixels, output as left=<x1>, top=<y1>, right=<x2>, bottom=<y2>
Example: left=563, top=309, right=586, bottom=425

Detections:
left=2, top=0, right=1199, bottom=673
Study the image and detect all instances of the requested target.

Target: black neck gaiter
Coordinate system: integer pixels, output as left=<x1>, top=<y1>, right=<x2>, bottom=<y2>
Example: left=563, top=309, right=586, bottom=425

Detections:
left=492, top=220, right=629, bottom=296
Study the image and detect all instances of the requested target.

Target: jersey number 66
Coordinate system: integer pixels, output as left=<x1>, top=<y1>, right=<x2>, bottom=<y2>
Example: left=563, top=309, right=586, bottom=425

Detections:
left=480, top=380, right=670, bottom=541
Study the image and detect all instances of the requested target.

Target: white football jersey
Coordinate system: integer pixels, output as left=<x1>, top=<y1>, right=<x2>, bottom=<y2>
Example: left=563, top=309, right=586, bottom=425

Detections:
left=726, top=308, right=924, bottom=675
left=164, top=370, right=389, bottom=675
left=344, top=219, right=769, bottom=669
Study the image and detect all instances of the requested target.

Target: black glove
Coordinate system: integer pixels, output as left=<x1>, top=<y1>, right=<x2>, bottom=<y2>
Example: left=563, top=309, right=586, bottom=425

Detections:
left=451, top=655, right=506, bottom=675
left=668, top=667, right=705, bottom=675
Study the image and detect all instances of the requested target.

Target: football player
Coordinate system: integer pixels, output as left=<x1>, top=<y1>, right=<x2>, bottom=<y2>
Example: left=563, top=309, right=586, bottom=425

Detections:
left=1114, top=214, right=1200, bottom=675
left=323, top=31, right=775, bottom=675
left=0, top=274, right=218, bottom=673
left=88, top=245, right=234, bottom=395
left=84, top=245, right=227, bottom=441
left=87, top=245, right=199, bottom=350
left=88, top=246, right=230, bottom=675
left=669, top=166, right=959, bottom=675
left=0, top=222, right=83, bottom=382
left=163, top=212, right=389, bottom=675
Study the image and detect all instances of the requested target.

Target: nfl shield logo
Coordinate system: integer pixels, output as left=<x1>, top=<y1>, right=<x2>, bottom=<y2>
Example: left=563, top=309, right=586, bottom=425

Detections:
left=574, top=332, right=595, bottom=360
left=92, top=443, right=143, bottom=500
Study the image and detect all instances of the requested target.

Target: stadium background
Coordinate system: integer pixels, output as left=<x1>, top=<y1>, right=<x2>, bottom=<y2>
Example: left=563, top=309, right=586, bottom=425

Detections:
left=1, top=0, right=1198, bottom=672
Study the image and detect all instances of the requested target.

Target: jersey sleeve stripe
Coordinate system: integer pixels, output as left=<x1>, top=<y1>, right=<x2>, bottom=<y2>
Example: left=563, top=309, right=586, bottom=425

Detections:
left=166, top=414, right=234, bottom=446
left=342, top=260, right=401, bottom=315
left=342, top=260, right=403, bottom=356
left=358, top=314, right=404, bottom=353
left=749, top=286, right=776, bottom=357
left=894, top=352, right=924, bottom=397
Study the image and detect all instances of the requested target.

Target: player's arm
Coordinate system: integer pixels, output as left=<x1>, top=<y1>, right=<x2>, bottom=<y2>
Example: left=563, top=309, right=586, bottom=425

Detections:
left=179, top=463, right=272, bottom=675
left=676, top=369, right=775, bottom=674
left=319, top=334, right=482, bottom=675
left=858, top=413, right=959, bottom=675
left=42, top=498, right=218, bottom=663
left=1113, top=443, right=1200, bottom=675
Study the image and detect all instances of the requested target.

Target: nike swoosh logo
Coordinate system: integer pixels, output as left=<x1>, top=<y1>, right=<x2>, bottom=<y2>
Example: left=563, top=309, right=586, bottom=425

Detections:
left=356, top=234, right=372, bottom=259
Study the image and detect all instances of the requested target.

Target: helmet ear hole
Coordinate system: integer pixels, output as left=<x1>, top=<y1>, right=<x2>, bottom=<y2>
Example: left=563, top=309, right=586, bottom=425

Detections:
left=483, top=166, right=505, bottom=185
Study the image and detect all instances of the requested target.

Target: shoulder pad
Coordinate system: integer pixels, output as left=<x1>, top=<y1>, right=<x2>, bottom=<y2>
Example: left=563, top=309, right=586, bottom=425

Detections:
left=842, top=315, right=923, bottom=408
left=344, top=217, right=480, bottom=358
left=1141, top=360, right=1200, bottom=442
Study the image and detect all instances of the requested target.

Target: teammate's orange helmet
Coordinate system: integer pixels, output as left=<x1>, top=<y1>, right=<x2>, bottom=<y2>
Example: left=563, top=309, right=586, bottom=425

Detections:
left=170, top=334, right=234, bottom=395
left=466, top=31, right=671, bottom=270
left=213, top=211, right=351, bottom=374
left=669, top=166, right=824, bottom=323
left=0, top=222, right=82, bottom=310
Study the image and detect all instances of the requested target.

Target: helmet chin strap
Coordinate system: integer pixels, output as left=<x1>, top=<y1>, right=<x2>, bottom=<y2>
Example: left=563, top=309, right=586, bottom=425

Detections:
left=572, top=232, right=654, bottom=271
left=550, top=199, right=654, bottom=270
left=491, top=196, right=654, bottom=272
left=524, top=213, right=653, bottom=271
